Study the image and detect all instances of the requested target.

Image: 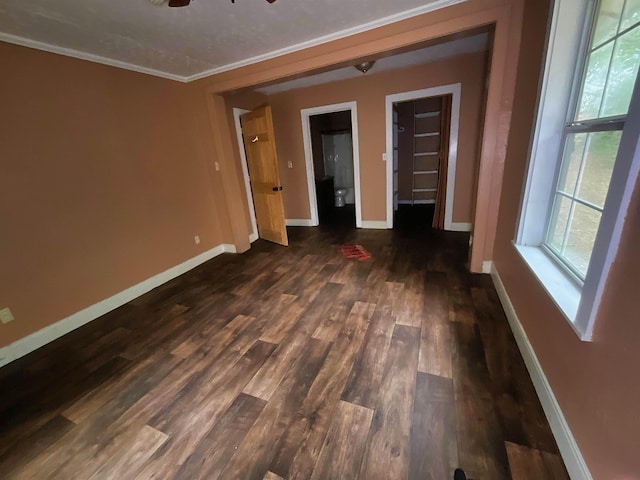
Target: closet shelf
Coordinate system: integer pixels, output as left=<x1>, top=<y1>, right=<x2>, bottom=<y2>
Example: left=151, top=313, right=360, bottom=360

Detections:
left=412, top=188, right=437, bottom=192
left=414, top=170, right=438, bottom=175
left=414, top=112, right=440, bottom=118
left=414, top=132, right=439, bottom=138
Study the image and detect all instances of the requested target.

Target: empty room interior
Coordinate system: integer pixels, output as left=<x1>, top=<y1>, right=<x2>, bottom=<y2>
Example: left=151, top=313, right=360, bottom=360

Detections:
left=0, top=0, right=639, bottom=479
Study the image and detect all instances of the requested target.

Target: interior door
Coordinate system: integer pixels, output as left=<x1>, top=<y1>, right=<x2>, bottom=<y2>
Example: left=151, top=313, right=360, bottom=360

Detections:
left=241, top=105, right=288, bottom=246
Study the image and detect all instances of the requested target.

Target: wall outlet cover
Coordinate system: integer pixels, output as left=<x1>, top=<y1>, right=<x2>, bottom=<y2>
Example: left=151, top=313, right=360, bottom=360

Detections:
left=194, top=235, right=201, bottom=245
left=0, top=307, right=15, bottom=324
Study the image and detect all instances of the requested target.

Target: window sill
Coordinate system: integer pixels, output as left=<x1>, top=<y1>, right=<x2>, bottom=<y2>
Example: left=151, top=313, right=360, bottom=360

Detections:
left=514, top=243, right=583, bottom=336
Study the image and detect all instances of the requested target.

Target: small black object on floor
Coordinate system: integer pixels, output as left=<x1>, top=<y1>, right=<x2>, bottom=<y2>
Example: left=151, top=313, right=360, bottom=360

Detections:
left=454, top=468, right=468, bottom=480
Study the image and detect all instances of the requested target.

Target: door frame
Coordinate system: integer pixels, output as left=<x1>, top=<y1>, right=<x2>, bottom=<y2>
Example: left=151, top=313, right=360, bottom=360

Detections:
left=301, top=101, right=362, bottom=228
left=385, top=84, right=462, bottom=230
left=232, top=107, right=259, bottom=243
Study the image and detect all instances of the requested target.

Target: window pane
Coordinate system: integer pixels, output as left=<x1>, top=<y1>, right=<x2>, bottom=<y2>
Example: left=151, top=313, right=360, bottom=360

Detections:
left=563, top=204, right=602, bottom=277
left=577, top=43, right=613, bottom=120
left=558, top=134, right=587, bottom=194
left=621, top=0, right=640, bottom=30
left=547, top=195, right=572, bottom=252
left=601, top=25, right=640, bottom=116
left=593, top=0, right=625, bottom=47
left=576, top=131, right=622, bottom=207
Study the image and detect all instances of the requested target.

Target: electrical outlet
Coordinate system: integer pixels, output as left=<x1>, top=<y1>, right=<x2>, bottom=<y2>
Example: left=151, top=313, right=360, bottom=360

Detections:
left=287, top=161, right=293, bottom=169
left=0, top=308, right=15, bottom=324
left=214, top=161, right=220, bottom=172
left=194, top=235, right=201, bottom=245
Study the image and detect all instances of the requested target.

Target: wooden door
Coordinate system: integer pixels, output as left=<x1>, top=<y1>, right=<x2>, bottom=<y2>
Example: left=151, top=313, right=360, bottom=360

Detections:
left=241, top=106, right=288, bottom=246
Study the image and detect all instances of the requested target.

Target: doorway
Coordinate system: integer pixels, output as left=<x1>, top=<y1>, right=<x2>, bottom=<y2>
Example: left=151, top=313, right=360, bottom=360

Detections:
left=385, top=84, right=462, bottom=230
left=301, top=102, right=362, bottom=228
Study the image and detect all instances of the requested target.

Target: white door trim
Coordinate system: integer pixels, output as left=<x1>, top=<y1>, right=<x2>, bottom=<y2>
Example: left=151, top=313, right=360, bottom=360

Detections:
left=300, top=101, right=362, bottom=228
left=385, top=84, right=462, bottom=230
left=232, top=107, right=259, bottom=243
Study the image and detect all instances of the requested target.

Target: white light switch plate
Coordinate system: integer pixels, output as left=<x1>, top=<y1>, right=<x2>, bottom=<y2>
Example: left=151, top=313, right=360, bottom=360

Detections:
left=0, top=307, right=15, bottom=324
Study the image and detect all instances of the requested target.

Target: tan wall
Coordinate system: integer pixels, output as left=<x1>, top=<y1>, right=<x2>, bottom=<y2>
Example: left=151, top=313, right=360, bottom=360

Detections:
left=494, top=0, right=640, bottom=477
left=268, top=51, right=488, bottom=223
left=0, top=42, right=224, bottom=346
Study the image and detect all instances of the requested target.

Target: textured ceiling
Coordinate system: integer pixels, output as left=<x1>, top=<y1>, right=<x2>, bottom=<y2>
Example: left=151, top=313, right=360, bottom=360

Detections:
left=0, top=0, right=465, bottom=81
left=256, top=33, right=489, bottom=95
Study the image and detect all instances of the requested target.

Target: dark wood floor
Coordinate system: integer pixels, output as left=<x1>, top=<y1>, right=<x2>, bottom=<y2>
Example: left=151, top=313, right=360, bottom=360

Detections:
left=0, top=210, right=568, bottom=480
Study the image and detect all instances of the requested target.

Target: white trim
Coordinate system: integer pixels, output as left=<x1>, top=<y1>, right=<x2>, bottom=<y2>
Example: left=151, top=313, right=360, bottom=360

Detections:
left=285, top=219, right=315, bottom=227
left=232, top=108, right=259, bottom=243
left=0, top=32, right=187, bottom=83
left=490, top=265, right=592, bottom=480
left=450, top=222, right=472, bottom=232
left=385, top=84, right=462, bottom=230
left=222, top=244, right=237, bottom=253
left=0, top=244, right=235, bottom=369
left=184, top=0, right=467, bottom=82
left=300, top=102, right=363, bottom=228
left=481, top=260, right=493, bottom=274
left=360, top=220, right=389, bottom=229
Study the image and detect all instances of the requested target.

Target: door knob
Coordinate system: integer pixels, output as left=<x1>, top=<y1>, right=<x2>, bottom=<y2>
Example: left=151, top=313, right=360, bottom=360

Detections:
left=272, top=185, right=283, bottom=192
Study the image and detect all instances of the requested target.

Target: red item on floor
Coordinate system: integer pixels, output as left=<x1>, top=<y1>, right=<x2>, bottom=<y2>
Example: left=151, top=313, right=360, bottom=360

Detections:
left=339, top=244, right=372, bottom=261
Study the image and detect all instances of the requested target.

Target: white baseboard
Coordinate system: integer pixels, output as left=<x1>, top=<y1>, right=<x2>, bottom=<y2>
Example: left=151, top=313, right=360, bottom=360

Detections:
left=222, top=243, right=237, bottom=253
left=482, top=260, right=493, bottom=274
left=286, top=219, right=315, bottom=227
left=490, top=265, right=592, bottom=480
left=449, top=222, right=472, bottom=232
left=360, top=220, right=389, bottom=229
left=0, top=243, right=234, bottom=369
left=249, top=233, right=259, bottom=243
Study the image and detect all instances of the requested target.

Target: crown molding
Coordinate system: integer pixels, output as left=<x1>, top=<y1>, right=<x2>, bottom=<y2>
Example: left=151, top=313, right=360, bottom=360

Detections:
left=0, top=0, right=466, bottom=84
left=185, top=0, right=466, bottom=82
left=0, top=32, right=188, bottom=82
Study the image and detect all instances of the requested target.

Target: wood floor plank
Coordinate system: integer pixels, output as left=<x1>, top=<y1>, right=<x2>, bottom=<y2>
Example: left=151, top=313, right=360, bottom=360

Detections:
left=137, top=341, right=277, bottom=478
left=174, top=393, right=267, bottom=480
left=409, top=372, right=458, bottom=480
left=452, top=322, right=510, bottom=480
left=271, top=301, right=375, bottom=480
left=396, top=270, right=425, bottom=328
left=14, top=353, right=183, bottom=479
left=341, top=309, right=395, bottom=409
left=419, top=271, right=452, bottom=377
left=359, top=324, right=421, bottom=480
left=506, top=441, right=568, bottom=480
left=216, top=337, right=331, bottom=480
left=0, top=415, right=75, bottom=479
left=309, top=400, right=374, bottom=480
left=86, top=425, right=168, bottom=480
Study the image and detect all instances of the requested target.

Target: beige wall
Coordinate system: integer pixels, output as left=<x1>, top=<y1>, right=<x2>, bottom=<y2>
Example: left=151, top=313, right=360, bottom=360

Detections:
left=0, top=42, right=224, bottom=346
left=267, top=51, right=488, bottom=223
left=494, top=0, right=640, bottom=477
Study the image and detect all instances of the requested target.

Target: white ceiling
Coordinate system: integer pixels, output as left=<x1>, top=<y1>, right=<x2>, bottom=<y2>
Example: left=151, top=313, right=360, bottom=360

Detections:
left=255, top=33, right=489, bottom=95
left=0, top=0, right=466, bottom=82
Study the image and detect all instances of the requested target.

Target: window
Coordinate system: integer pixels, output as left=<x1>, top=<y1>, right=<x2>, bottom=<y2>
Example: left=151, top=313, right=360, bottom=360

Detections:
left=517, top=0, right=640, bottom=340
left=545, top=0, right=640, bottom=281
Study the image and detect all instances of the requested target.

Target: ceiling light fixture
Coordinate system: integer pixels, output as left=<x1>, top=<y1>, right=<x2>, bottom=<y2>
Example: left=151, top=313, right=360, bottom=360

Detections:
left=354, top=61, right=376, bottom=74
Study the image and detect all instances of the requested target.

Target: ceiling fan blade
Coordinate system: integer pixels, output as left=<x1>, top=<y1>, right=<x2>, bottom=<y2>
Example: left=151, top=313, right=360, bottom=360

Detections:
left=168, top=0, right=190, bottom=7
left=266, top=0, right=276, bottom=3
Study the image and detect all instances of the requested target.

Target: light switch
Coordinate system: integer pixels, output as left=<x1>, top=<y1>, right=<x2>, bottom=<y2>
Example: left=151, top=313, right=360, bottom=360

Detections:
left=382, top=153, right=387, bottom=161
left=287, top=161, right=293, bottom=169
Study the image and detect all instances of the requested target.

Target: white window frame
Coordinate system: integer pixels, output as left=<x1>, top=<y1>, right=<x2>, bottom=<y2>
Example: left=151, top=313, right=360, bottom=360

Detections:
left=516, top=0, right=640, bottom=340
